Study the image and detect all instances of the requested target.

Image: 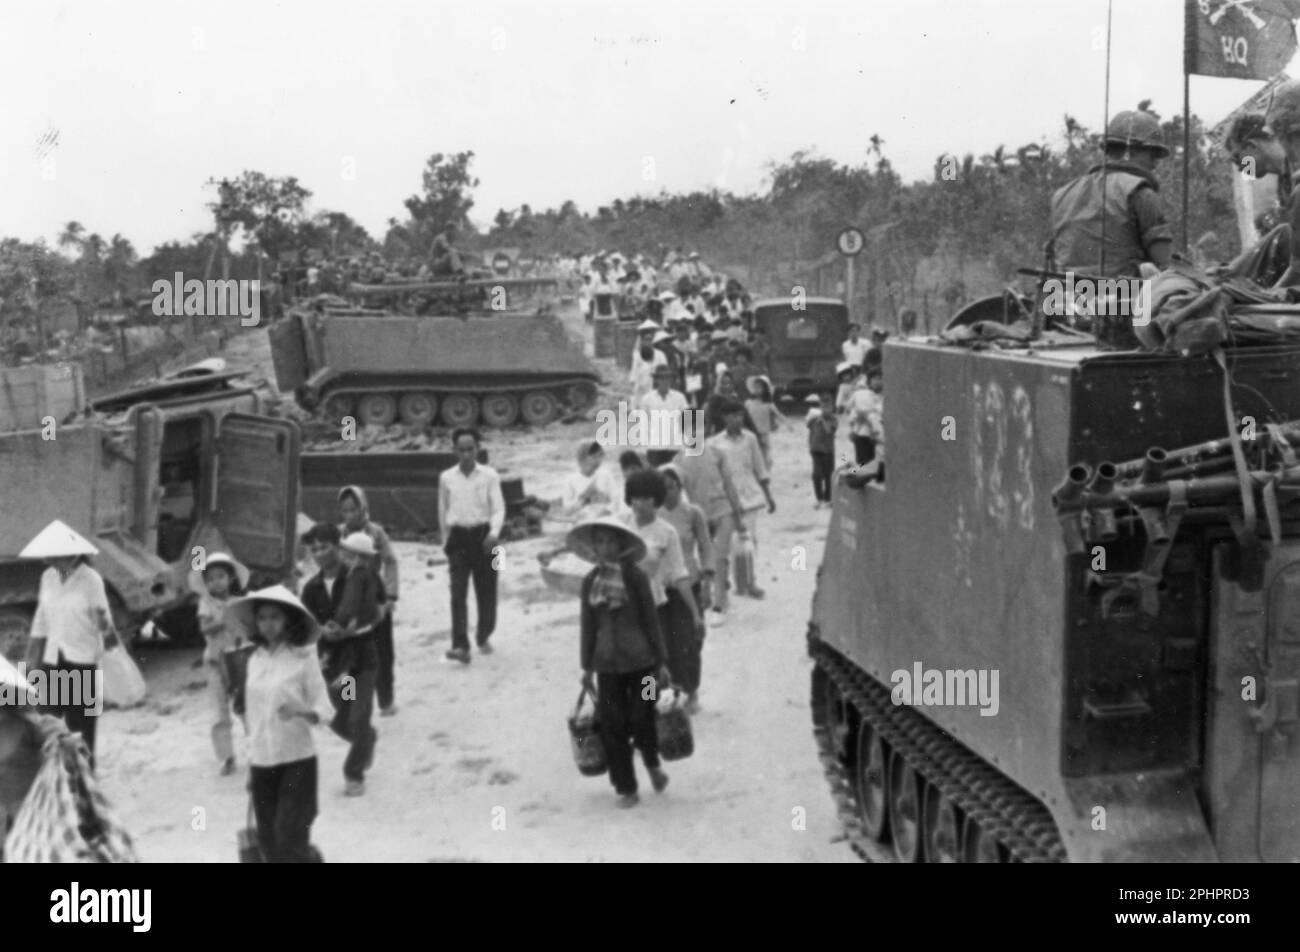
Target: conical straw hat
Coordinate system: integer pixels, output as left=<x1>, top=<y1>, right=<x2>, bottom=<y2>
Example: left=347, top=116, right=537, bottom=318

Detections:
left=18, top=520, right=98, bottom=559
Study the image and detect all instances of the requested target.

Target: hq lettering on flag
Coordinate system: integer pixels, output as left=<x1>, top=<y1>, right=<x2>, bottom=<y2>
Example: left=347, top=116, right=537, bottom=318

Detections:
left=1185, top=0, right=1300, bottom=80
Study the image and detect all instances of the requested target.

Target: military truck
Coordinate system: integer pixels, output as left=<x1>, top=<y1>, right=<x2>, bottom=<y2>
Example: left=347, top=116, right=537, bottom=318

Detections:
left=269, top=302, right=601, bottom=429
left=0, top=370, right=300, bottom=664
left=750, top=297, right=849, bottom=402
left=808, top=331, right=1300, bottom=862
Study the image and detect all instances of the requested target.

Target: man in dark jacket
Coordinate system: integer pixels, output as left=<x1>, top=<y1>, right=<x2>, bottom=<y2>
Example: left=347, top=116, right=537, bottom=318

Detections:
left=577, top=521, right=672, bottom=807
left=301, top=523, right=378, bottom=797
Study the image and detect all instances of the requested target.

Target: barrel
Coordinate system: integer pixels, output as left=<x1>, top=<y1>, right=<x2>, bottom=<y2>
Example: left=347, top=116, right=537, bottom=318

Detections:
left=593, top=316, right=617, bottom=359
left=615, top=322, right=640, bottom=370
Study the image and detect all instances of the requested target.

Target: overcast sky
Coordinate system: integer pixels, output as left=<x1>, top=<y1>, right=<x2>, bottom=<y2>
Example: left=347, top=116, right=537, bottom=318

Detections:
left=2, top=0, right=1294, bottom=255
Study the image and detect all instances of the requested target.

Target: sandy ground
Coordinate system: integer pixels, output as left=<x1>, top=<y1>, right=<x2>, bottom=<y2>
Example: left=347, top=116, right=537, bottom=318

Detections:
left=96, top=305, right=858, bottom=862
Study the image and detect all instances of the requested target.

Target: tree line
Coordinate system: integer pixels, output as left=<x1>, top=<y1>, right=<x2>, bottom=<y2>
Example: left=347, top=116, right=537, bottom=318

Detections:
left=0, top=111, right=1242, bottom=342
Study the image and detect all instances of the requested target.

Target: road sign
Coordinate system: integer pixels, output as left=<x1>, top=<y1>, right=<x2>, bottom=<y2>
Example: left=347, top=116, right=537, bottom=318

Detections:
left=492, top=252, right=512, bottom=275
left=837, top=227, right=866, bottom=257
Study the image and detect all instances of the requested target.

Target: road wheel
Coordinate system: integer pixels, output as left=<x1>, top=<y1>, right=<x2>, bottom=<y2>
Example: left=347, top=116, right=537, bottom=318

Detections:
left=887, top=751, right=923, bottom=863
left=398, top=391, right=438, bottom=426
left=854, top=721, right=890, bottom=841
left=480, top=393, right=520, bottom=428
left=440, top=394, right=480, bottom=428
left=322, top=393, right=354, bottom=425
left=520, top=390, right=559, bottom=426
left=358, top=393, right=398, bottom=427
left=0, top=606, right=34, bottom=664
left=923, top=786, right=961, bottom=863
left=824, top=678, right=853, bottom=764
left=566, top=382, right=597, bottom=411
left=961, top=816, right=1007, bottom=863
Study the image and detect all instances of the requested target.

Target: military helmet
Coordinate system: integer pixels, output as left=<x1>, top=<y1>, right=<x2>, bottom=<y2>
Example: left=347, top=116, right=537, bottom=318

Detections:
left=1266, top=78, right=1300, bottom=139
left=1104, top=109, right=1170, bottom=158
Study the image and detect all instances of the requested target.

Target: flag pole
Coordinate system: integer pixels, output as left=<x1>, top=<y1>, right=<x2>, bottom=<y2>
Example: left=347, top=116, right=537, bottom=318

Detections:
left=1100, top=0, right=1113, bottom=277
left=1183, top=69, right=1191, bottom=253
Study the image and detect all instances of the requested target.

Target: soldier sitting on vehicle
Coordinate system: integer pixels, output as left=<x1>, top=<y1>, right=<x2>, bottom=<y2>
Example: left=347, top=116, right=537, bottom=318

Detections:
left=429, top=223, right=465, bottom=278
left=1048, top=106, right=1173, bottom=280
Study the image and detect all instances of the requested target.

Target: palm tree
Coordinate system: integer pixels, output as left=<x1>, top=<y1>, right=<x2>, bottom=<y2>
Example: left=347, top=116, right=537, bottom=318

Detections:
left=57, top=221, right=84, bottom=255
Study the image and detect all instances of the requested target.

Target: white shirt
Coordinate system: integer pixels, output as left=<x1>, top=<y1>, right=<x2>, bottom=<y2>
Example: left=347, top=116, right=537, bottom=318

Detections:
left=621, top=514, right=688, bottom=607
left=708, top=429, right=769, bottom=512
left=848, top=386, right=885, bottom=443
left=32, top=563, right=110, bottom=666
left=244, top=643, right=334, bottom=767
left=843, top=338, right=870, bottom=366
left=630, top=347, right=668, bottom=402
left=637, top=388, right=691, bottom=452
left=439, top=463, right=506, bottom=537
left=560, top=465, right=619, bottom=521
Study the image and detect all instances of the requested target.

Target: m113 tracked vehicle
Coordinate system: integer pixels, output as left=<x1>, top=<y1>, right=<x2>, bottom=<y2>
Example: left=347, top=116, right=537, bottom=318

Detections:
left=269, top=292, right=601, bottom=429
left=808, top=330, right=1300, bottom=862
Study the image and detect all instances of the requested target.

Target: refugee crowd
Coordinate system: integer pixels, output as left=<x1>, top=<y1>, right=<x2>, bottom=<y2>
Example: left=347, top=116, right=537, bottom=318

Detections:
left=0, top=257, right=891, bottom=859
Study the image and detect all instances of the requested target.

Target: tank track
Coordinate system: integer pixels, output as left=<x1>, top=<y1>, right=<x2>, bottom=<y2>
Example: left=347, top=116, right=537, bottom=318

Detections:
left=811, top=642, right=1067, bottom=863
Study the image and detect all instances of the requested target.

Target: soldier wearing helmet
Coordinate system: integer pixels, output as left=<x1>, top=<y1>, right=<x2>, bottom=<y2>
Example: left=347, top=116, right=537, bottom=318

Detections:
left=1049, top=106, right=1174, bottom=278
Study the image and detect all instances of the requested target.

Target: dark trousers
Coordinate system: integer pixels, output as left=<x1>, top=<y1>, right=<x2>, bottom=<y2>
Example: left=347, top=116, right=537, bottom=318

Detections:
left=250, top=756, right=320, bottom=863
left=596, top=667, right=660, bottom=796
left=327, top=634, right=378, bottom=782
left=811, top=451, right=834, bottom=502
left=660, top=589, right=701, bottom=694
left=445, top=525, right=498, bottom=651
left=646, top=449, right=678, bottom=467
left=851, top=435, right=877, bottom=466
left=45, top=655, right=100, bottom=769
left=374, top=611, right=395, bottom=709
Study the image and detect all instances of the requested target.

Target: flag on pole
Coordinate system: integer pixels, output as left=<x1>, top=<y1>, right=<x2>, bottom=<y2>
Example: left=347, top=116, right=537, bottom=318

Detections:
left=1185, top=0, right=1300, bottom=79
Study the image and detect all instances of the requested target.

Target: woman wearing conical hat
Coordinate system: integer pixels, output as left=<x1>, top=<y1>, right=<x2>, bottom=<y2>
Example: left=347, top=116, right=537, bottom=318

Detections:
left=568, top=515, right=670, bottom=809
left=19, top=520, right=114, bottom=769
left=224, top=585, right=333, bottom=862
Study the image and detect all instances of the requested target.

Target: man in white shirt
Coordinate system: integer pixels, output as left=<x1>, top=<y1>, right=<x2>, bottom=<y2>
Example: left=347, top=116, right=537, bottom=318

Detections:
left=707, top=399, right=776, bottom=603
left=638, top=365, right=691, bottom=466
left=630, top=320, right=668, bottom=403
left=842, top=323, right=870, bottom=370
left=438, top=428, right=506, bottom=664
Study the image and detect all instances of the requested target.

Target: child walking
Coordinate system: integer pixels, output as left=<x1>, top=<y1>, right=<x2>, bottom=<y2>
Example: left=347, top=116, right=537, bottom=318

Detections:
left=744, top=375, right=781, bottom=470
left=225, top=585, right=334, bottom=863
left=658, top=465, right=713, bottom=713
left=195, top=552, right=249, bottom=775
left=570, top=516, right=671, bottom=808
left=806, top=393, right=838, bottom=508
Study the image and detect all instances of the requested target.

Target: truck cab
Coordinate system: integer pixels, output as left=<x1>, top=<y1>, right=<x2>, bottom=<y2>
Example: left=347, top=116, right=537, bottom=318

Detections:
left=751, top=297, right=849, bottom=402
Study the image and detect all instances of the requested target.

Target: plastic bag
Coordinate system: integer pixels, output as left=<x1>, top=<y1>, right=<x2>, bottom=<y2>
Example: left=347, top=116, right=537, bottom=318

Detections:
left=100, top=645, right=146, bottom=709
left=733, top=531, right=757, bottom=594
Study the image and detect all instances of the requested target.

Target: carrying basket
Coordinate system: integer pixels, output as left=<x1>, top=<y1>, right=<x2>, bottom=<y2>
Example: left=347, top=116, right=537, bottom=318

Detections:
left=656, top=690, right=694, bottom=762
left=568, top=687, right=607, bottom=777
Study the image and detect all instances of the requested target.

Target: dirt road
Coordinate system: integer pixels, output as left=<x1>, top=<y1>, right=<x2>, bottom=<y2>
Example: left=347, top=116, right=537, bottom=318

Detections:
left=97, top=308, right=857, bottom=862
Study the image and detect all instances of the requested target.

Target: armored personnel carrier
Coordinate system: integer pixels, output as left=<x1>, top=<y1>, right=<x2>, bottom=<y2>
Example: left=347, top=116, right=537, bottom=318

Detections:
left=808, top=315, right=1300, bottom=862
left=269, top=292, right=601, bottom=429
left=0, top=366, right=300, bottom=663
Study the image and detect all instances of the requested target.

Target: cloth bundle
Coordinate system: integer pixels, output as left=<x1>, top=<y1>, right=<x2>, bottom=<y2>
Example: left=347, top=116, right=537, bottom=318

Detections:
left=3, top=731, right=138, bottom=863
